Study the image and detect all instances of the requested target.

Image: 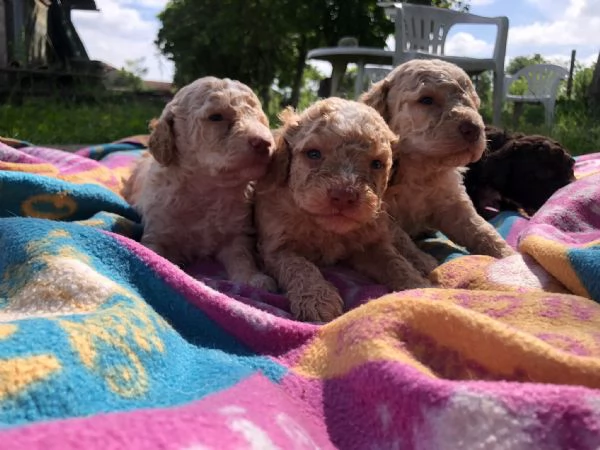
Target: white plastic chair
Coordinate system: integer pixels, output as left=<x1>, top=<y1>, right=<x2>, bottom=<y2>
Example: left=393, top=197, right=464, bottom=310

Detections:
left=504, top=64, right=569, bottom=127
left=377, top=2, right=509, bottom=126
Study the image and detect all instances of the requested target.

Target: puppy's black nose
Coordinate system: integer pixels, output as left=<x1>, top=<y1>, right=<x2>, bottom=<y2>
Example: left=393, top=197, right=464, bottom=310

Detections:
left=459, top=121, right=481, bottom=143
left=249, top=136, right=272, bottom=156
left=329, top=187, right=359, bottom=210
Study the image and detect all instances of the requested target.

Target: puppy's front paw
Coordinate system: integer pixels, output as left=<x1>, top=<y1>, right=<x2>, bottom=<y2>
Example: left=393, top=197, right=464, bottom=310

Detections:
left=143, top=240, right=186, bottom=266
left=412, top=252, right=439, bottom=276
left=500, top=245, right=517, bottom=258
left=492, top=242, right=517, bottom=259
left=289, top=282, right=344, bottom=323
left=247, top=273, right=278, bottom=292
left=389, top=273, right=432, bottom=291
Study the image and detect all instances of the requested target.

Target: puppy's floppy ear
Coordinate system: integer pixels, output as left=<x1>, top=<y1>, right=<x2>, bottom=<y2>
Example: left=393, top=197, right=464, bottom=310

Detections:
left=148, top=107, right=177, bottom=166
left=388, top=157, right=401, bottom=187
left=388, top=141, right=404, bottom=186
left=360, top=79, right=390, bottom=122
left=259, top=107, right=298, bottom=188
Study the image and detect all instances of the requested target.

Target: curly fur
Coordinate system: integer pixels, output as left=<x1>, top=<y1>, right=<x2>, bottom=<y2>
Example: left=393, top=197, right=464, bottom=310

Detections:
left=123, top=76, right=277, bottom=291
left=255, top=98, right=433, bottom=323
left=464, top=126, right=576, bottom=219
left=360, top=59, right=515, bottom=258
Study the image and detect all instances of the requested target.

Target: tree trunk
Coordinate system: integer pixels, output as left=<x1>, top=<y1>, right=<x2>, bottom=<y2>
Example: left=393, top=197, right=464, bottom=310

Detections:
left=289, top=36, right=308, bottom=108
left=259, top=85, right=270, bottom=111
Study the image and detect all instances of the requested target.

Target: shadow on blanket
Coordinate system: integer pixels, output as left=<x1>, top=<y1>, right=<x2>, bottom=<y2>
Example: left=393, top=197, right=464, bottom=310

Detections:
left=1, top=136, right=600, bottom=449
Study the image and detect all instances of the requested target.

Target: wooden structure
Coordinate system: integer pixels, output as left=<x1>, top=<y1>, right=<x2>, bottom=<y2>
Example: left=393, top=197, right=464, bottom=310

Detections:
left=0, top=0, right=102, bottom=94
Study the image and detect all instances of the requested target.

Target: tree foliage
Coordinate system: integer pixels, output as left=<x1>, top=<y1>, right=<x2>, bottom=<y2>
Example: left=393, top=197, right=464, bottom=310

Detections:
left=407, top=0, right=470, bottom=11
left=156, top=0, right=469, bottom=111
left=506, top=54, right=548, bottom=75
left=157, top=0, right=295, bottom=103
left=104, top=58, right=149, bottom=92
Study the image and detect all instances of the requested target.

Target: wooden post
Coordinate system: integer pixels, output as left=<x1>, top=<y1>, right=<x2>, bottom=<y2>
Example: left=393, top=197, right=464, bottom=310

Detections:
left=566, top=49, right=576, bottom=99
left=589, top=51, right=600, bottom=108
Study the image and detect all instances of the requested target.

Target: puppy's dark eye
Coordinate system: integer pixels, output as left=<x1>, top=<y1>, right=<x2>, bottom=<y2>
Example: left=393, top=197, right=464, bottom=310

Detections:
left=208, top=114, right=224, bottom=122
left=419, top=96, right=434, bottom=105
left=371, top=159, right=384, bottom=170
left=305, top=149, right=322, bottom=160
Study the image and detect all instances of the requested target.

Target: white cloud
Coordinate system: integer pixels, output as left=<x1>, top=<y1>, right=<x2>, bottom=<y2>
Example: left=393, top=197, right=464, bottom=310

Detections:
left=71, top=0, right=173, bottom=81
left=510, top=0, right=600, bottom=47
left=509, top=19, right=600, bottom=47
left=582, top=52, right=600, bottom=66
left=445, top=32, right=494, bottom=57
left=501, top=0, right=600, bottom=69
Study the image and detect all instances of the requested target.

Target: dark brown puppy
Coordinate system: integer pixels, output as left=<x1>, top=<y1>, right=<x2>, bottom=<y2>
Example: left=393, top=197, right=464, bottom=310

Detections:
left=464, top=126, right=575, bottom=219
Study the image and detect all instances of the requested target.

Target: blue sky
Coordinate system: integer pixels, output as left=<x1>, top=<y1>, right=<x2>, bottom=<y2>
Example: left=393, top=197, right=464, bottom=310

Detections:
left=71, top=0, right=600, bottom=82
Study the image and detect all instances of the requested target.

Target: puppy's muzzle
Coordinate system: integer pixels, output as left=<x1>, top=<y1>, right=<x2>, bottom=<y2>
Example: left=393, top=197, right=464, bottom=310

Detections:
left=328, top=186, right=360, bottom=211
left=459, top=120, right=482, bottom=143
left=248, top=135, right=273, bottom=158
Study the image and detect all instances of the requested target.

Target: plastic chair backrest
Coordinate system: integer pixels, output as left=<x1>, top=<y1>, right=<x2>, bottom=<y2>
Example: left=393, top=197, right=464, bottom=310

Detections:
left=508, top=64, right=569, bottom=98
left=397, top=4, right=457, bottom=55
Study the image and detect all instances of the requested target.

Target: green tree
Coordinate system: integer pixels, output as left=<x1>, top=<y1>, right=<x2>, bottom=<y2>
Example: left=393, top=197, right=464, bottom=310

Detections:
left=473, top=71, right=492, bottom=104
left=571, top=64, right=593, bottom=102
left=505, top=54, right=548, bottom=96
left=407, top=0, right=470, bottom=11
left=156, top=0, right=469, bottom=111
left=282, top=0, right=395, bottom=108
left=158, top=0, right=303, bottom=105
left=506, top=54, right=547, bottom=75
left=105, top=57, right=149, bottom=92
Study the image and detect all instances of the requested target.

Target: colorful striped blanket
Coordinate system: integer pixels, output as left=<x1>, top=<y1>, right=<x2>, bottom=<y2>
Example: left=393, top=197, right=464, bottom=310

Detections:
left=1, top=136, right=600, bottom=449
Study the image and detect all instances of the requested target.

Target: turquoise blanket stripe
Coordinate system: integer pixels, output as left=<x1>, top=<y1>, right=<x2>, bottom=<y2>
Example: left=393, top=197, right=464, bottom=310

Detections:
left=0, top=217, right=286, bottom=428
left=0, top=172, right=138, bottom=222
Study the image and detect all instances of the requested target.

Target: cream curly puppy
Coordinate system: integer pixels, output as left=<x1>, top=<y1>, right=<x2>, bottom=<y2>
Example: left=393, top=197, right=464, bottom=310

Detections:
left=255, top=98, right=432, bottom=323
left=361, top=59, right=515, bottom=260
left=124, top=76, right=276, bottom=291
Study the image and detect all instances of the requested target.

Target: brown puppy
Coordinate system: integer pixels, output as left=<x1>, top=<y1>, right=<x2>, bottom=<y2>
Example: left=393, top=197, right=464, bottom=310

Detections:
left=361, top=59, right=515, bottom=259
left=124, top=76, right=276, bottom=291
left=464, top=126, right=576, bottom=219
left=255, top=98, right=432, bottom=323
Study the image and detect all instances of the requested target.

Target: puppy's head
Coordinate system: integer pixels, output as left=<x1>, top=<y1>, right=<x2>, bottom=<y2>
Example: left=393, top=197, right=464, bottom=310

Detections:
left=263, top=98, right=397, bottom=234
left=484, top=125, right=514, bottom=152
left=361, top=59, right=485, bottom=168
left=148, top=76, right=274, bottom=184
left=483, top=135, right=575, bottom=215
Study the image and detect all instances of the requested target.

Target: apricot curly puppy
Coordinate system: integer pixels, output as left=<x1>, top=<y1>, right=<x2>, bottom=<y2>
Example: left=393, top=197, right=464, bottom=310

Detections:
left=124, top=76, right=276, bottom=291
left=255, top=98, right=432, bottom=323
left=361, top=59, right=515, bottom=259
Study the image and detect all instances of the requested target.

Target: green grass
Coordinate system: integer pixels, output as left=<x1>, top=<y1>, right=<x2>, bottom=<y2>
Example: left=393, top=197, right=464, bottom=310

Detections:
left=1, top=94, right=598, bottom=155
left=0, top=97, right=165, bottom=145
